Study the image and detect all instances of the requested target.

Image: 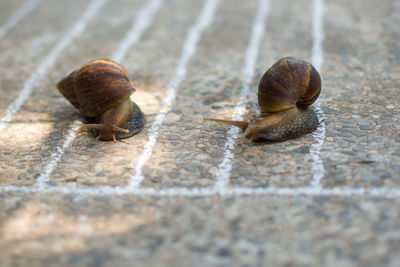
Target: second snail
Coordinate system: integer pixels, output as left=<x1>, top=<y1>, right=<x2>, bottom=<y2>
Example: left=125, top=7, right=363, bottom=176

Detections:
left=204, top=57, right=321, bottom=142
left=56, top=59, right=146, bottom=141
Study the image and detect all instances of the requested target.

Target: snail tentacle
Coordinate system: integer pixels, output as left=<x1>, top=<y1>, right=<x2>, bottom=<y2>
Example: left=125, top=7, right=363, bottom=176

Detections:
left=203, top=118, right=248, bottom=132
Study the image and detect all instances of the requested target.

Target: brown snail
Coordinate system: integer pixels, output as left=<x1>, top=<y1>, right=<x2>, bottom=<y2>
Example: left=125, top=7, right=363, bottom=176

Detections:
left=204, top=57, right=321, bottom=142
left=56, top=59, right=145, bottom=141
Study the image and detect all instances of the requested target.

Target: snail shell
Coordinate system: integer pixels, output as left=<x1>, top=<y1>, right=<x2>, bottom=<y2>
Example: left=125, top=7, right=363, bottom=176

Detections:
left=204, top=57, right=321, bottom=142
left=57, top=59, right=145, bottom=141
left=258, top=56, right=321, bottom=112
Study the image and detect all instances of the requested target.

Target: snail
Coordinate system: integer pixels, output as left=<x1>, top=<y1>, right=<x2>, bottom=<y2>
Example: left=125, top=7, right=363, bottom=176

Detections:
left=204, top=57, right=321, bottom=142
left=56, top=59, right=145, bottom=141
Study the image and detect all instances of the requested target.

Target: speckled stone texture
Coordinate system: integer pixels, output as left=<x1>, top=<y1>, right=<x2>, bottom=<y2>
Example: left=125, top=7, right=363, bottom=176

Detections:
left=0, top=0, right=399, bottom=266
left=1, top=194, right=400, bottom=266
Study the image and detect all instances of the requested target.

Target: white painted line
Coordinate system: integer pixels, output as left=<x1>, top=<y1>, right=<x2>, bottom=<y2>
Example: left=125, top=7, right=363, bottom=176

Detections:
left=31, top=0, right=163, bottom=188
left=0, top=0, right=109, bottom=130
left=34, top=123, right=80, bottom=189
left=309, top=0, right=326, bottom=188
left=1, top=184, right=400, bottom=199
left=213, top=0, right=271, bottom=192
left=128, top=0, right=221, bottom=189
left=0, top=0, right=41, bottom=40
left=309, top=120, right=326, bottom=188
left=311, top=0, right=324, bottom=70
left=134, top=186, right=400, bottom=198
left=111, top=0, right=163, bottom=62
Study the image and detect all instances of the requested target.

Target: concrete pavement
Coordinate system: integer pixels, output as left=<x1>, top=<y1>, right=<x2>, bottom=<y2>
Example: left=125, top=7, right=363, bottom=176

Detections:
left=0, top=0, right=399, bottom=266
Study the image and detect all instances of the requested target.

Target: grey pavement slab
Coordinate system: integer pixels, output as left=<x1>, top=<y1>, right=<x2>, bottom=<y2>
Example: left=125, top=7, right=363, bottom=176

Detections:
left=0, top=0, right=399, bottom=266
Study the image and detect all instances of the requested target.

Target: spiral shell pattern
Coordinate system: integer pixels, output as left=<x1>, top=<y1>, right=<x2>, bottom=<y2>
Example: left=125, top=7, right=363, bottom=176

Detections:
left=57, top=59, right=135, bottom=117
left=258, top=57, right=321, bottom=113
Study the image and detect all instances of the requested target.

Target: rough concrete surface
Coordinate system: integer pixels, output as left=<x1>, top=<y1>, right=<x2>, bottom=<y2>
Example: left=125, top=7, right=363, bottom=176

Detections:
left=0, top=0, right=399, bottom=266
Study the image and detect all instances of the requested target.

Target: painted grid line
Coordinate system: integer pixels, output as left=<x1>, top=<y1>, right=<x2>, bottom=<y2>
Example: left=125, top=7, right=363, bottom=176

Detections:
left=213, top=0, right=271, bottom=192
left=0, top=0, right=396, bottom=200
left=0, top=0, right=109, bottom=130
left=31, top=0, right=164, bottom=188
left=0, top=0, right=42, bottom=40
left=111, top=0, right=163, bottom=62
left=128, top=0, right=221, bottom=189
left=34, top=123, right=81, bottom=189
left=1, top=185, right=400, bottom=199
left=310, top=0, right=324, bottom=70
left=309, top=0, right=326, bottom=188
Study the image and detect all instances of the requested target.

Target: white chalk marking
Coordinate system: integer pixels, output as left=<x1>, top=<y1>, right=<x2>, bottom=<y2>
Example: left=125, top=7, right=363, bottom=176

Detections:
left=309, top=0, right=326, bottom=188
left=213, top=0, right=270, bottom=192
left=34, top=123, right=80, bottom=189
left=0, top=0, right=41, bottom=40
left=111, top=0, right=163, bottom=62
left=311, top=0, right=324, bottom=70
left=32, top=0, right=163, bottom=188
left=1, top=184, right=400, bottom=199
left=128, top=0, right=220, bottom=189
left=0, top=0, right=109, bottom=130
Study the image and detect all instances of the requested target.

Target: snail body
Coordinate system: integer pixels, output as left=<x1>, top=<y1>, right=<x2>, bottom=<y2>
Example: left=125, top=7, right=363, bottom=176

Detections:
left=57, top=59, right=145, bottom=141
left=205, top=57, right=321, bottom=142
